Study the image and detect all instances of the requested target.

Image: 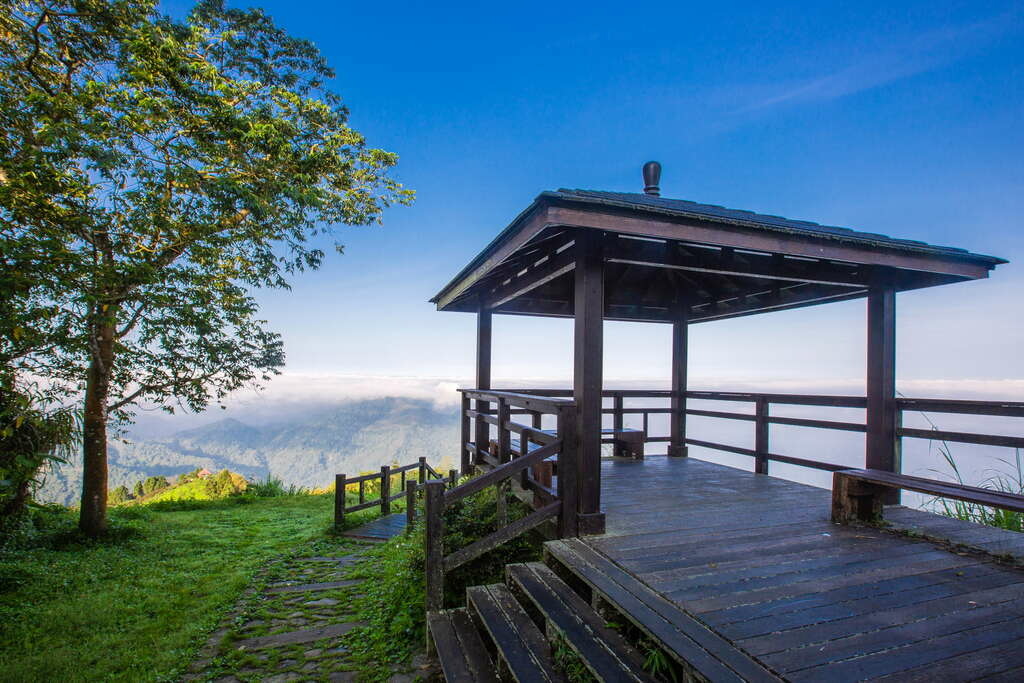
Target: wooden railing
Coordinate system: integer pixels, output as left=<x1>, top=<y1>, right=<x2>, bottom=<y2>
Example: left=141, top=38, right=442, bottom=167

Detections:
left=424, top=389, right=577, bottom=611
left=334, top=457, right=455, bottom=528
left=500, top=388, right=1024, bottom=475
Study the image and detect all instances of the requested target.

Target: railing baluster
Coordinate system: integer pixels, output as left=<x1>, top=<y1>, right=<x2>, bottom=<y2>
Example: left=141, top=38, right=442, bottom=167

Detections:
left=424, top=481, right=445, bottom=612
left=406, top=480, right=417, bottom=532
left=460, top=393, right=471, bottom=475
left=334, top=474, right=346, bottom=529
left=380, top=465, right=391, bottom=515
left=613, top=394, right=624, bottom=457
left=755, top=397, right=769, bottom=475
left=498, top=398, right=511, bottom=464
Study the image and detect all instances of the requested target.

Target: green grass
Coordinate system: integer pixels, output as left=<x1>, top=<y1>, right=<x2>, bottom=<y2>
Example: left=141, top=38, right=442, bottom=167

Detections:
left=0, top=494, right=336, bottom=682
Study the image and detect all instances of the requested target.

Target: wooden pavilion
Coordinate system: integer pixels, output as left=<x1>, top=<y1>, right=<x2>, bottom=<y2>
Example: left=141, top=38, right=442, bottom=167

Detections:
left=414, top=165, right=1024, bottom=680
left=430, top=162, right=1005, bottom=535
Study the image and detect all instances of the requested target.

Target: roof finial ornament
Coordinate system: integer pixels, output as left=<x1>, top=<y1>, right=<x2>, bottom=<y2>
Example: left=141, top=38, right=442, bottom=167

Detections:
left=642, top=161, right=661, bottom=197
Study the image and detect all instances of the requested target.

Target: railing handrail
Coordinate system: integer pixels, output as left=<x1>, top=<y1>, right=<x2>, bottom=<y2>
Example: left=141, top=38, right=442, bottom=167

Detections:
left=459, top=388, right=575, bottom=412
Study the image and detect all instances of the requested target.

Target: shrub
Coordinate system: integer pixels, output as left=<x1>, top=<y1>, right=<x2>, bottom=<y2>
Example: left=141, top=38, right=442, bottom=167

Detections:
left=246, top=475, right=307, bottom=498
left=108, top=486, right=131, bottom=505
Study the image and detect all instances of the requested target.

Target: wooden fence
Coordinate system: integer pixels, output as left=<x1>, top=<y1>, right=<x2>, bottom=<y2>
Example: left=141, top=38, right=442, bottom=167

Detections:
left=424, top=389, right=577, bottom=611
left=502, top=388, right=1024, bottom=475
left=334, top=457, right=456, bottom=528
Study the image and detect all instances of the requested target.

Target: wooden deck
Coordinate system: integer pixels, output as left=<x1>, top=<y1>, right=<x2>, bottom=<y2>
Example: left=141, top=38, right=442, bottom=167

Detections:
left=586, top=457, right=1024, bottom=681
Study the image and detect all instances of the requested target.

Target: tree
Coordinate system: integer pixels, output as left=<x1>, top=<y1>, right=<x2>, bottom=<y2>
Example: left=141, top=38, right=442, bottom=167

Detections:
left=142, top=475, right=169, bottom=495
left=108, top=485, right=130, bottom=505
left=1, top=1, right=412, bottom=535
left=133, top=481, right=145, bottom=499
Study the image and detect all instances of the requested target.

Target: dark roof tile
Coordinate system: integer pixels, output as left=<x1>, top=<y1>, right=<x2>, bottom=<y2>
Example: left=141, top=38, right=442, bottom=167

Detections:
left=548, top=189, right=1004, bottom=264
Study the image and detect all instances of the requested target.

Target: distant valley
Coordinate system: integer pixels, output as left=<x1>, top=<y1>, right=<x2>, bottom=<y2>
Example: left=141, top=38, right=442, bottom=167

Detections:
left=40, top=397, right=459, bottom=506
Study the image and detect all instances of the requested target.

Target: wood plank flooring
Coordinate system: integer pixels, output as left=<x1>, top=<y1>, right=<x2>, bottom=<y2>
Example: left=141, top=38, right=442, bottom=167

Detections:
left=585, top=457, right=1024, bottom=682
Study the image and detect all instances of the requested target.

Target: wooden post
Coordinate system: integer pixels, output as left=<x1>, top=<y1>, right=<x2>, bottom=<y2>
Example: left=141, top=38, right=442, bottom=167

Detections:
left=460, top=393, right=471, bottom=475
left=419, top=456, right=427, bottom=485
left=669, top=296, right=689, bottom=457
left=424, top=481, right=445, bottom=611
left=754, top=396, right=769, bottom=475
left=612, top=394, right=624, bottom=457
left=556, top=404, right=579, bottom=537
left=405, top=480, right=417, bottom=532
left=475, top=309, right=492, bottom=467
left=380, top=465, right=391, bottom=515
left=866, top=285, right=899, bottom=503
left=573, top=230, right=605, bottom=535
left=334, top=474, right=346, bottom=529
left=496, top=480, right=508, bottom=528
left=358, top=479, right=365, bottom=505
left=448, top=469, right=458, bottom=489
left=497, top=398, right=511, bottom=463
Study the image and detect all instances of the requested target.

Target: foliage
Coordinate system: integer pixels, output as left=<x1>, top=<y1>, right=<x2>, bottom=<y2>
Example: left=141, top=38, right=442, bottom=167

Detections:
left=108, top=485, right=131, bottom=505
left=440, top=484, right=543, bottom=607
left=246, top=474, right=307, bottom=498
left=930, top=444, right=1024, bottom=532
left=1, top=0, right=412, bottom=534
left=344, top=483, right=544, bottom=678
left=0, top=492, right=334, bottom=681
left=344, top=523, right=426, bottom=676
left=142, top=475, right=169, bottom=496
left=0, top=382, right=76, bottom=524
left=552, top=634, right=595, bottom=683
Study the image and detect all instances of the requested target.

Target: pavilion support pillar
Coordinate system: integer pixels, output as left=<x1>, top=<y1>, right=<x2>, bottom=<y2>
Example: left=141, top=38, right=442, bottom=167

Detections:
left=866, top=285, right=899, bottom=504
left=668, top=301, right=689, bottom=457
left=474, top=308, right=492, bottom=471
left=573, top=230, right=606, bottom=535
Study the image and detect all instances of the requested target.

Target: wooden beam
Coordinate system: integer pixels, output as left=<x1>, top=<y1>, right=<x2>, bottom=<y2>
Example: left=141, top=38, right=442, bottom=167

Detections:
left=484, top=242, right=576, bottom=308
left=548, top=204, right=993, bottom=281
left=608, top=235, right=869, bottom=287
left=573, top=230, right=605, bottom=534
left=866, top=285, right=898, bottom=504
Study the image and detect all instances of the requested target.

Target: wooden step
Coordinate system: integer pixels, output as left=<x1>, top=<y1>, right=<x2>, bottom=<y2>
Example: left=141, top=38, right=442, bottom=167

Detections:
left=545, top=538, right=782, bottom=683
left=466, top=584, right=564, bottom=682
left=506, top=562, right=657, bottom=683
left=427, top=608, right=500, bottom=682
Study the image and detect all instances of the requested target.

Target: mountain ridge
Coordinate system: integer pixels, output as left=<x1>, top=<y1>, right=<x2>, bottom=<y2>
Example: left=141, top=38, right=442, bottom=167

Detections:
left=39, top=396, right=459, bottom=506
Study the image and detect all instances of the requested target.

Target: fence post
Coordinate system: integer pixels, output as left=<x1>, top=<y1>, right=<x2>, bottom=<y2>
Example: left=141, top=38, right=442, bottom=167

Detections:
left=755, top=397, right=769, bottom=475
left=359, top=479, right=365, bottom=505
left=334, top=474, right=346, bottom=528
left=448, top=469, right=458, bottom=489
left=556, top=404, right=579, bottom=537
left=424, top=480, right=445, bottom=612
left=613, top=394, right=624, bottom=457
left=497, top=398, right=511, bottom=463
left=419, top=456, right=427, bottom=485
left=460, top=393, right=471, bottom=475
left=405, top=480, right=417, bottom=532
left=380, top=465, right=391, bottom=515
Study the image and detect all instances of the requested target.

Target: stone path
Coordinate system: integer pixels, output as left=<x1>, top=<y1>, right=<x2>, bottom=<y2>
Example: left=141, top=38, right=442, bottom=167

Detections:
left=186, top=519, right=429, bottom=682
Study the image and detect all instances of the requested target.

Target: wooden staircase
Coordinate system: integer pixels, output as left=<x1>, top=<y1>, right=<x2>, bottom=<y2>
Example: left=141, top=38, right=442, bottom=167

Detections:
left=428, top=538, right=782, bottom=682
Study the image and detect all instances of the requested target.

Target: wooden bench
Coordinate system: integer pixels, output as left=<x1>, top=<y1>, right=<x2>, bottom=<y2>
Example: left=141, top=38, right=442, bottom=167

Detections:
left=605, top=427, right=645, bottom=459
left=831, top=468, right=1024, bottom=524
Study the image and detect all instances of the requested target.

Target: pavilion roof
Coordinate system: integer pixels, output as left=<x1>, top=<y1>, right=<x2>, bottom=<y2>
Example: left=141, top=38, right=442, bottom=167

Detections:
left=431, top=188, right=1006, bottom=324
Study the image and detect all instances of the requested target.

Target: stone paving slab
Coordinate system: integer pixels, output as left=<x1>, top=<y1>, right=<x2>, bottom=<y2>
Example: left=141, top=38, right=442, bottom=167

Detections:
left=267, top=579, right=362, bottom=593
left=233, top=622, right=364, bottom=651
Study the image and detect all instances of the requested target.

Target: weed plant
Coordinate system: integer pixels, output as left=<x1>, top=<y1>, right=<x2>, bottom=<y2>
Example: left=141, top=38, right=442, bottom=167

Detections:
left=913, top=405, right=1024, bottom=531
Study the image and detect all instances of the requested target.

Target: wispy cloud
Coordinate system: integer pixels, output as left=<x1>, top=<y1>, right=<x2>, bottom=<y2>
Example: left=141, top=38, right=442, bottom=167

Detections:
left=736, top=9, right=1021, bottom=114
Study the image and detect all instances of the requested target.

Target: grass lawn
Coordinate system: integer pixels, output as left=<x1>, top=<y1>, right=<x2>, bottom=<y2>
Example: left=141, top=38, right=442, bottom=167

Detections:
left=0, top=494, right=344, bottom=682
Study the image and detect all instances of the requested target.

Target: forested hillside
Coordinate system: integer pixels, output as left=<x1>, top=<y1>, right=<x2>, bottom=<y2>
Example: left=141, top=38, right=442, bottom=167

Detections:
left=39, top=398, right=458, bottom=505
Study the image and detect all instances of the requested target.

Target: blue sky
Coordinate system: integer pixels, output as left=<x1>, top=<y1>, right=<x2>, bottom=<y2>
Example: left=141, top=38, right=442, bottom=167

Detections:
left=171, top=0, right=1023, bottom=397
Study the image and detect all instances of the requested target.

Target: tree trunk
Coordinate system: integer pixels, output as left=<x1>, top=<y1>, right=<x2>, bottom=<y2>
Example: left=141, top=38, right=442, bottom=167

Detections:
left=79, top=318, right=115, bottom=536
